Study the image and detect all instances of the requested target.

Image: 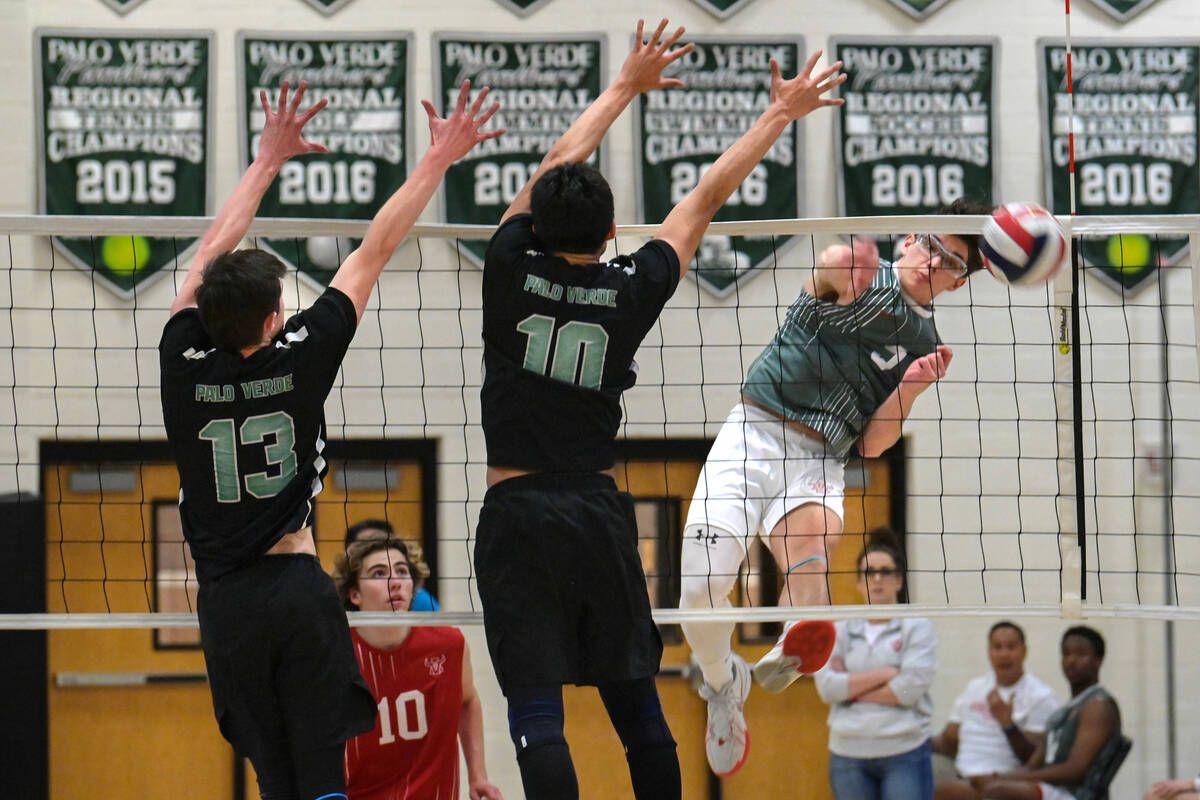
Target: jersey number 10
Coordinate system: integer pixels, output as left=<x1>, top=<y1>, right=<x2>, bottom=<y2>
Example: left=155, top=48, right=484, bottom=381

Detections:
left=378, top=690, right=429, bottom=744
left=517, top=314, right=610, bottom=389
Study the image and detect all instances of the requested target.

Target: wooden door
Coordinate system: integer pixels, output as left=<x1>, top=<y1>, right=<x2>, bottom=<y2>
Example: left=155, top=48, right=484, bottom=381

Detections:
left=43, top=441, right=437, bottom=800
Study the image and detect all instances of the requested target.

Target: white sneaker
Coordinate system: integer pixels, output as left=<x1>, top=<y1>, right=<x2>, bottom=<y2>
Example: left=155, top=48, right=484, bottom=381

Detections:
left=753, top=619, right=837, bottom=693
left=699, top=653, right=751, bottom=777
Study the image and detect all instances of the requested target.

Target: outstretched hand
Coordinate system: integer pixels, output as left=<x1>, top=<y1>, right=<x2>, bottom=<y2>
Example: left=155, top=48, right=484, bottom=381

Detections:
left=421, top=80, right=504, bottom=163
left=769, top=50, right=846, bottom=120
left=618, top=18, right=695, bottom=94
left=255, top=80, right=328, bottom=167
left=902, top=345, right=953, bottom=388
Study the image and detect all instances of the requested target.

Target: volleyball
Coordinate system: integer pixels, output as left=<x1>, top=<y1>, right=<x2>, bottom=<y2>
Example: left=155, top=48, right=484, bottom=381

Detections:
left=979, top=202, right=1068, bottom=287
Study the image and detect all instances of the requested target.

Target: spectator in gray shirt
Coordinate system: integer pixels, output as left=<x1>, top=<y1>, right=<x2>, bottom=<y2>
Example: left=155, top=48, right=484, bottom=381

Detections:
left=815, top=528, right=937, bottom=800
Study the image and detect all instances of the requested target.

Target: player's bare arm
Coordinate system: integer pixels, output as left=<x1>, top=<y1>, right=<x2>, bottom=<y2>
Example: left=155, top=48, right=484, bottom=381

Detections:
left=807, top=236, right=880, bottom=303
left=331, top=82, right=502, bottom=321
left=657, top=52, right=845, bottom=277
left=1003, top=698, right=1117, bottom=787
left=458, top=641, right=504, bottom=800
left=171, top=80, right=327, bottom=316
left=857, top=345, right=953, bottom=458
left=499, top=18, right=693, bottom=224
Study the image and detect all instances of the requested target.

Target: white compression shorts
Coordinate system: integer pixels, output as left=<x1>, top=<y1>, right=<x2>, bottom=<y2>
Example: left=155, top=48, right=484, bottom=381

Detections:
left=684, top=401, right=846, bottom=552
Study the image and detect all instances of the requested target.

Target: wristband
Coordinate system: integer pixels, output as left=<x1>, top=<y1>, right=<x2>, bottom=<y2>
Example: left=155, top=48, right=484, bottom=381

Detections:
left=1193, top=776, right=1200, bottom=793
left=1002, top=724, right=1020, bottom=736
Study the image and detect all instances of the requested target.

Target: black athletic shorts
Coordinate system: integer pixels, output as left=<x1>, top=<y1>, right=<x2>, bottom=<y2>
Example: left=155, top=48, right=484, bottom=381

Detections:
left=196, top=554, right=377, bottom=759
left=474, top=472, right=663, bottom=694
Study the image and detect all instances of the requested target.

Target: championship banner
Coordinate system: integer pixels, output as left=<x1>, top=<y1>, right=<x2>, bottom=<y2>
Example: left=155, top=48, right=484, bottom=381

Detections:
left=239, top=33, right=411, bottom=288
left=489, top=0, right=556, bottom=16
left=1083, top=0, right=1163, bottom=23
left=436, top=34, right=605, bottom=266
left=833, top=38, right=998, bottom=236
left=881, top=0, right=957, bottom=20
left=36, top=29, right=213, bottom=298
left=685, top=0, right=760, bottom=20
left=1039, top=41, right=1199, bottom=293
left=636, top=37, right=804, bottom=297
left=295, top=0, right=357, bottom=14
left=97, top=0, right=151, bottom=13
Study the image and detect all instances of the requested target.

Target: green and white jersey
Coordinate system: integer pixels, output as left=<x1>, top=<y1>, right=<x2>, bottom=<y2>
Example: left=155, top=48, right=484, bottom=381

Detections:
left=741, top=260, right=939, bottom=459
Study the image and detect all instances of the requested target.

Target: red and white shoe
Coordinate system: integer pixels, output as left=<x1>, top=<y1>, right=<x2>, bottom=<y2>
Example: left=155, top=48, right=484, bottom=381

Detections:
left=699, top=652, right=751, bottom=777
left=752, top=619, right=837, bottom=693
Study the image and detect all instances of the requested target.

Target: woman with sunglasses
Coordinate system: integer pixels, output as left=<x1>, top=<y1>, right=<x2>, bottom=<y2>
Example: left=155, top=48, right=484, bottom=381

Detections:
left=814, top=528, right=937, bottom=800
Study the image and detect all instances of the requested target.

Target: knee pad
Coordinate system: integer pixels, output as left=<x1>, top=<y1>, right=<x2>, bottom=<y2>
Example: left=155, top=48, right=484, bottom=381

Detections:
left=507, top=688, right=568, bottom=757
left=679, top=524, right=742, bottom=610
left=600, top=678, right=676, bottom=753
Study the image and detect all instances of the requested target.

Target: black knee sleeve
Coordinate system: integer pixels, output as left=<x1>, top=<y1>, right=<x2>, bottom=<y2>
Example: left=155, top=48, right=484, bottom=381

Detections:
left=507, top=686, right=578, bottom=800
left=599, top=677, right=681, bottom=800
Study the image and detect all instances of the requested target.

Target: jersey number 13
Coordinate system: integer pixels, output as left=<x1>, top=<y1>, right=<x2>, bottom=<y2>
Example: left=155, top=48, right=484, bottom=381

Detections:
left=199, top=412, right=298, bottom=503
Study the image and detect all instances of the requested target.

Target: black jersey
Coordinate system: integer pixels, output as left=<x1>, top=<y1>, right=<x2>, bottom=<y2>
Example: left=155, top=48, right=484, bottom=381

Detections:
left=159, top=287, right=357, bottom=581
left=481, top=214, right=680, bottom=472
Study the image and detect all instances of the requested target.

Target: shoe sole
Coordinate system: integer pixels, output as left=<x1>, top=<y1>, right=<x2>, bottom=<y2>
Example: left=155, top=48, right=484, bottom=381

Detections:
left=781, top=619, right=837, bottom=674
left=708, top=727, right=750, bottom=778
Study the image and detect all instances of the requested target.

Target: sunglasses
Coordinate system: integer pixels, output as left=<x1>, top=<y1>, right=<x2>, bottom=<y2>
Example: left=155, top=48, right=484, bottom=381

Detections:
left=913, top=234, right=969, bottom=279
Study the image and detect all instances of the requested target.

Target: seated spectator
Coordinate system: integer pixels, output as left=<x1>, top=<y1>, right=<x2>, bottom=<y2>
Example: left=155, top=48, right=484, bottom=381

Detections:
left=933, top=621, right=1060, bottom=799
left=333, top=535, right=504, bottom=800
left=814, top=528, right=938, bottom=800
left=345, top=518, right=439, bottom=610
left=977, top=626, right=1122, bottom=800
left=1145, top=777, right=1200, bottom=799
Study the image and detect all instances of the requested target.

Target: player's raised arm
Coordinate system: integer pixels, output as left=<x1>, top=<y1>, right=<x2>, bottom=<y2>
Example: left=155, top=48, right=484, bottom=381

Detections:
left=808, top=237, right=881, bottom=303
left=330, top=82, right=501, bottom=321
left=171, top=80, right=327, bottom=316
left=499, top=18, right=693, bottom=225
left=656, top=52, right=845, bottom=279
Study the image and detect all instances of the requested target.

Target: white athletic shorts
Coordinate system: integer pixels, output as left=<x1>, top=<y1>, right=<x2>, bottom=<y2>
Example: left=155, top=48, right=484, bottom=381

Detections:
left=1037, top=783, right=1075, bottom=800
left=684, top=401, right=845, bottom=554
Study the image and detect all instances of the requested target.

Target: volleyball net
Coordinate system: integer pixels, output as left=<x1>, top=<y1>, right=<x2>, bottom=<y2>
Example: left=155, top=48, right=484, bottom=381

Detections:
left=1, top=212, right=1198, bottom=630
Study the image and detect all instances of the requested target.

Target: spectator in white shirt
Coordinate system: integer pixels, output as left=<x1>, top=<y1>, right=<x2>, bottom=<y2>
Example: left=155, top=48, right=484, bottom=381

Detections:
left=932, top=622, right=1060, bottom=800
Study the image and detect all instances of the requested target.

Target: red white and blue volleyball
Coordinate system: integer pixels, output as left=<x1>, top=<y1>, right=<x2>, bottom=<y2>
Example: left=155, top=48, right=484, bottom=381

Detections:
left=980, top=202, right=1068, bottom=287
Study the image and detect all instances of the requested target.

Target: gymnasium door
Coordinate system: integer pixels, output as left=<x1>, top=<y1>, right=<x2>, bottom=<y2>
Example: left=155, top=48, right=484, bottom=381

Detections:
left=562, top=439, right=905, bottom=800
left=41, top=440, right=436, bottom=800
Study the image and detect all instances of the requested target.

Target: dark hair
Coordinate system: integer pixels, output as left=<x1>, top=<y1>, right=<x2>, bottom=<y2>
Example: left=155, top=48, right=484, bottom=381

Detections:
left=1062, top=625, right=1105, bottom=660
left=332, top=534, right=430, bottom=610
left=530, top=162, right=614, bottom=255
left=936, top=197, right=993, bottom=275
left=344, top=517, right=394, bottom=550
left=856, top=526, right=905, bottom=577
left=195, top=249, right=286, bottom=352
left=989, top=620, right=1026, bottom=645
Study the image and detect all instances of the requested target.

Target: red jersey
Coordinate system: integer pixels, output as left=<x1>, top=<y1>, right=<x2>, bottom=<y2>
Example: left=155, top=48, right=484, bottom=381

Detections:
left=345, top=626, right=465, bottom=800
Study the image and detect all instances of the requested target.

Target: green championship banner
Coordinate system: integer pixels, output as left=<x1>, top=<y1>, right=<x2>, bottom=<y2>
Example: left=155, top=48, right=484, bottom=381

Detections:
left=686, top=0, right=760, bottom=20
left=834, top=38, right=997, bottom=235
left=636, top=37, right=804, bottom=297
left=436, top=34, right=605, bottom=266
left=239, top=33, right=411, bottom=288
left=1084, top=0, right=1162, bottom=22
left=881, top=0, right=957, bottom=20
left=36, top=29, right=213, bottom=298
left=1039, top=41, right=1199, bottom=293
left=296, top=0, right=357, bottom=14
